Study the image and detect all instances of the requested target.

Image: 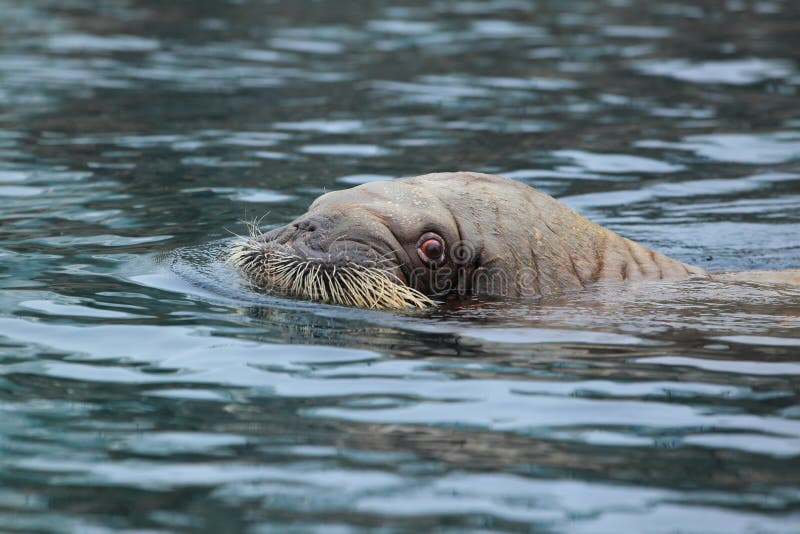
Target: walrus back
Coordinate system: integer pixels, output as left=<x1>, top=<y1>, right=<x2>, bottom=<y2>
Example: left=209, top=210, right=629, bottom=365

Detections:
left=712, top=270, right=800, bottom=286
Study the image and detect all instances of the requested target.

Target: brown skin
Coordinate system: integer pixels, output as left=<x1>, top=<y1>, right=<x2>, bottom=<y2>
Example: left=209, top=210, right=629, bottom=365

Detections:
left=239, top=172, right=709, bottom=304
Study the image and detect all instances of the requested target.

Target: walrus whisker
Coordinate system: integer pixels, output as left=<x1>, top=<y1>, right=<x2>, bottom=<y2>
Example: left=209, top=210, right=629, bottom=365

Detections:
left=339, top=269, right=365, bottom=306
left=323, top=268, right=335, bottom=302
left=291, top=262, right=309, bottom=295
left=344, top=275, right=361, bottom=307
left=228, top=238, right=433, bottom=310
left=312, top=264, right=325, bottom=300
left=337, top=270, right=358, bottom=305
left=244, top=213, right=270, bottom=240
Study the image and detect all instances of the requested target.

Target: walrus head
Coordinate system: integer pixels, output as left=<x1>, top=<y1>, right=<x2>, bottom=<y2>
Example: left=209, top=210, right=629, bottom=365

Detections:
left=230, top=172, right=705, bottom=309
left=229, top=172, right=487, bottom=309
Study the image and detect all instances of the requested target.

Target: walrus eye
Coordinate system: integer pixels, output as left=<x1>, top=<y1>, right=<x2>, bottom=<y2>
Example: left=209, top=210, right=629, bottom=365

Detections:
left=417, top=233, right=445, bottom=265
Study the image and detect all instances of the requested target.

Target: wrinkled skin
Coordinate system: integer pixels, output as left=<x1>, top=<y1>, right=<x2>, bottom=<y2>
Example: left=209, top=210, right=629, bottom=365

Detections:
left=237, top=172, right=715, bottom=304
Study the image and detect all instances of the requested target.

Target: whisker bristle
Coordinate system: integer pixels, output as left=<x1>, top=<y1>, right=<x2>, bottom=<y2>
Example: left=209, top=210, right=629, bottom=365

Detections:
left=228, top=239, right=434, bottom=310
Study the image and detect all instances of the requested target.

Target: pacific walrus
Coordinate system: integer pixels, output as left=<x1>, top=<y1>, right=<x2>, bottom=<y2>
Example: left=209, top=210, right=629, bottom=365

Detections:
left=229, top=172, right=796, bottom=309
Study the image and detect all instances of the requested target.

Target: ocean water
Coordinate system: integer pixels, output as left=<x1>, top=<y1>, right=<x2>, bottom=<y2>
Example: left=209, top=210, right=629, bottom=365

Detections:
left=0, top=0, right=799, bottom=531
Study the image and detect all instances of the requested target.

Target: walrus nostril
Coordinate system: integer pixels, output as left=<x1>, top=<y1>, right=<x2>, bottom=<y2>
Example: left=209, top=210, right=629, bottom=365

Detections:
left=296, top=220, right=317, bottom=232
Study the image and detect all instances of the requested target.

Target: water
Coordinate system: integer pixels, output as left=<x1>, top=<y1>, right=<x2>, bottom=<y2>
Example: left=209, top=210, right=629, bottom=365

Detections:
left=1, top=0, right=799, bottom=531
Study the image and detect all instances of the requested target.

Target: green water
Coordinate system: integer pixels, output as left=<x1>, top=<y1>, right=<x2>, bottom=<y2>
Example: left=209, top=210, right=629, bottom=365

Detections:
left=1, top=0, right=799, bottom=532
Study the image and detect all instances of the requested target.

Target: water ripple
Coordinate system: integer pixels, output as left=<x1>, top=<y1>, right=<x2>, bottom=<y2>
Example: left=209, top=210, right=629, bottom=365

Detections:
left=1, top=0, right=799, bottom=531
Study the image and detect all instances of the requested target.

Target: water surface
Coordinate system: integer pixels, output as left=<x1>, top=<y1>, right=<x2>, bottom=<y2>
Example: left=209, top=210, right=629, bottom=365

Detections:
left=1, top=0, right=799, bottom=531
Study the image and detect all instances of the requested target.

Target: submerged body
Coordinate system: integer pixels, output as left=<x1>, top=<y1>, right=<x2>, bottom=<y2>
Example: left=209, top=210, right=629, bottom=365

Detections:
left=230, top=172, right=793, bottom=309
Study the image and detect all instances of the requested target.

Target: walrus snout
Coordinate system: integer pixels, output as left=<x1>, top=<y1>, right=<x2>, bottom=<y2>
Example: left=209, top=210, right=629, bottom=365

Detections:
left=229, top=212, right=433, bottom=309
left=254, top=212, right=395, bottom=271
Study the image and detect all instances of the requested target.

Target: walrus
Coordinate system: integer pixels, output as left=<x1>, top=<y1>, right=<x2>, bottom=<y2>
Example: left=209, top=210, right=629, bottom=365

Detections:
left=229, top=172, right=798, bottom=309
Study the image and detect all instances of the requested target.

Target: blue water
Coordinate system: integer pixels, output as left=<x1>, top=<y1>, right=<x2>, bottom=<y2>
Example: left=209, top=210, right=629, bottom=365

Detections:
left=1, top=1, right=799, bottom=531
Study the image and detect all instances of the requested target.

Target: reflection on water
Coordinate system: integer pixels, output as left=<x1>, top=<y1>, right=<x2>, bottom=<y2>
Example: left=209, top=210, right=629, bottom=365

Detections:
left=1, top=0, right=799, bottom=531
